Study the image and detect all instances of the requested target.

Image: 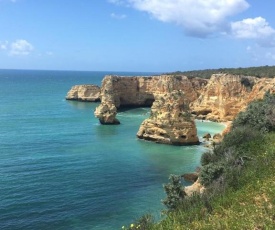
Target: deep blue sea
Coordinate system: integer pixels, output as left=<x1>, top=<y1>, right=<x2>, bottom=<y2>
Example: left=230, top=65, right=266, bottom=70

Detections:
left=0, top=70, right=225, bottom=230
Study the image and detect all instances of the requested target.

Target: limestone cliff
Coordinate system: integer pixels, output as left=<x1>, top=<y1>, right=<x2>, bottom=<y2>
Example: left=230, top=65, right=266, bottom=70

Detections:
left=190, top=74, right=275, bottom=122
left=94, top=75, right=207, bottom=124
left=137, top=90, right=199, bottom=145
left=66, top=85, right=100, bottom=102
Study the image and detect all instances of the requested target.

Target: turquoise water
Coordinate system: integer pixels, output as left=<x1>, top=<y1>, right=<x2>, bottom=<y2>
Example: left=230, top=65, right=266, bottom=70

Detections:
left=0, top=70, right=225, bottom=230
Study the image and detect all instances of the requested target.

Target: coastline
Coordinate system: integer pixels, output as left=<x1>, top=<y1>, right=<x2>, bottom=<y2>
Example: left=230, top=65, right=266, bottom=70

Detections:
left=184, top=119, right=231, bottom=196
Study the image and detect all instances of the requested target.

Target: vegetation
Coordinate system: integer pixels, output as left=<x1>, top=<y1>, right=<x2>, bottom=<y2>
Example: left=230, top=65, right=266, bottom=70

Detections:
left=167, top=65, right=275, bottom=79
left=162, top=174, right=186, bottom=210
left=232, top=92, right=275, bottom=132
left=123, top=93, right=275, bottom=229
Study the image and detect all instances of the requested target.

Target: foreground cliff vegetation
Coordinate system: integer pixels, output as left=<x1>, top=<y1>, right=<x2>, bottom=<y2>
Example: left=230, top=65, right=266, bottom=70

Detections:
left=123, top=93, right=275, bottom=229
left=168, top=65, right=275, bottom=79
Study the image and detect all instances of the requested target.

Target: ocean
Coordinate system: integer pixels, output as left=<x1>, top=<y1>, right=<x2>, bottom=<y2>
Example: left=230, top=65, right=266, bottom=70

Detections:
left=0, top=70, right=225, bottom=230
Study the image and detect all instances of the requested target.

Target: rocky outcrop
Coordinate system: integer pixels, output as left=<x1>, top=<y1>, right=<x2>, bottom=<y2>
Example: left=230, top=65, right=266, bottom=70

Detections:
left=182, top=173, right=199, bottom=182
left=66, top=73, right=274, bottom=145
left=184, top=179, right=205, bottom=196
left=94, top=102, right=120, bottom=125
left=191, top=74, right=275, bottom=122
left=66, top=85, right=100, bottom=102
left=136, top=90, right=199, bottom=145
left=94, top=75, right=207, bottom=124
left=203, top=133, right=211, bottom=139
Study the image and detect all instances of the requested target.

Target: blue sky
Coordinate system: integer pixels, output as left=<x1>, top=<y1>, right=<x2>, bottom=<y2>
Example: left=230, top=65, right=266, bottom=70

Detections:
left=1, top=0, right=275, bottom=72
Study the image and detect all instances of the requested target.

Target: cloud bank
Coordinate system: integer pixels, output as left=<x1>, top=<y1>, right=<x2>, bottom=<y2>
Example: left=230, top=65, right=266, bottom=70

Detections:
left=110, top=0, right=275, bottom=46
left=112, top=0, right=250, bottom=37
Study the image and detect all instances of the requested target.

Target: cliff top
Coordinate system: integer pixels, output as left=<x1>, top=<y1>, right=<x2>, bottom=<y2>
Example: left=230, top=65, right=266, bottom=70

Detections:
left=167, top=65, right=275, bottom=79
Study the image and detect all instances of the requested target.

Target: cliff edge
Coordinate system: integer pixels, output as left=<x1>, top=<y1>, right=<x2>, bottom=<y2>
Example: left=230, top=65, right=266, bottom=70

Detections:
left=190, top=74, right=275, bottom=121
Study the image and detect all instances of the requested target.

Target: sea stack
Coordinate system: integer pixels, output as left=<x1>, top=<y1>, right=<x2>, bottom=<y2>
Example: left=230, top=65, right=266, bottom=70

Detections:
left=94, top=102, right=120, bottom=125
left=137, top=90, right=199, bottom=145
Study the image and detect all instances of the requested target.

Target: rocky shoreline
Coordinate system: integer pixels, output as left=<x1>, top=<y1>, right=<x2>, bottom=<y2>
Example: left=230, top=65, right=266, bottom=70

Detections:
left=66, top=73, right=274, bottom=145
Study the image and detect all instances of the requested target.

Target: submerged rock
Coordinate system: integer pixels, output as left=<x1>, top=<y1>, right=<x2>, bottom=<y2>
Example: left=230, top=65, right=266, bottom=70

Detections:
left=137, top=90, right=199, bottom=145
left=203, top=133, right=211, bottom=139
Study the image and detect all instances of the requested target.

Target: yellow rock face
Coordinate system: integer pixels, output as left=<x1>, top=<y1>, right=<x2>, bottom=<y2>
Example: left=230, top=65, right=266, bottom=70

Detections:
left=66, top=84, right=101, bottom=102
left=94, top=75, right=207, bottom=125
left=93, top=74, right=274, bottom=142
left=137, top=90, right=199, bottom=145
left=190, top=74, right=275, bottom=122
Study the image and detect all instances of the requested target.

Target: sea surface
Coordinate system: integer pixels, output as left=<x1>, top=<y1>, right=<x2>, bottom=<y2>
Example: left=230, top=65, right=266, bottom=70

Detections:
left=0, top=70, right=225, bottom=230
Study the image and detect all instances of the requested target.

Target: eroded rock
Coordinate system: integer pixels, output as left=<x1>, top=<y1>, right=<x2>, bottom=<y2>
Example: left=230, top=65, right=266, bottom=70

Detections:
left=66, top=85, right=100, bottom=102
left=137, top=90, right=199, bottom=145
left=95, top=75, right=208, bottom=125
left=94, top=102, right=120, bottom=125
left=190, top=74, right=275, bottom=122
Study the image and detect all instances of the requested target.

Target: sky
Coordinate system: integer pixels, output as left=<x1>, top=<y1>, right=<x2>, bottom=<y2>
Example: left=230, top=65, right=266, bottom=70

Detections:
left=1, top=0, right=275, bottom=72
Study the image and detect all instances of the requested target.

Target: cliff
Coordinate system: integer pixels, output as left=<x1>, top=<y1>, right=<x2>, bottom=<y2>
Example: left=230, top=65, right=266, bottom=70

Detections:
left=94, top=75, right=207, bottom=124
left=66, top=85, right=100, bottom=102
left=137, top=90, right=199, bottom=145
left=190, top=74, right=275, bottom=121
left=66, top=74, right=274, bottom=145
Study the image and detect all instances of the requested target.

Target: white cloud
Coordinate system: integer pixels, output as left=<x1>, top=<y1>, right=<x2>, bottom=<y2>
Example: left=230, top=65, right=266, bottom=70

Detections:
left=110, top=0, right=249, bottom=37
left=0, top=41, right=8, bottom=50
left=9, top=39, right=34, bottom=56
left=231, top=17, right=275, bottom=39
left=231, top=17, right=275, bottom=47
left=110, top=13, right=127, bottom=19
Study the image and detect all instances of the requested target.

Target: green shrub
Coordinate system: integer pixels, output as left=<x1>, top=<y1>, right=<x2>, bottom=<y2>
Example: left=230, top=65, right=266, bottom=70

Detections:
left=233, top=92, right=275, bottom=132
left=200, top=163, right=224, bottom=186
left=200, top=151, right=217, bottom=166
left=162, top=174, right=186, bottom=210
left=215, top=126, right=262, bottom=156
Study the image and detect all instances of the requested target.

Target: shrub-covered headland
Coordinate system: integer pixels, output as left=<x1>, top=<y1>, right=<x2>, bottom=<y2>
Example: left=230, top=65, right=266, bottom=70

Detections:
left=123, top=92, right=275, bottom=229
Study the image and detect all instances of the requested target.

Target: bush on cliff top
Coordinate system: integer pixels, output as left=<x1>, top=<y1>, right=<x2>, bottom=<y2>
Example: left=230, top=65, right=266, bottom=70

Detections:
left=232, top=92, right=275, bottom=132
left=123, top=92, right=275, bottom=229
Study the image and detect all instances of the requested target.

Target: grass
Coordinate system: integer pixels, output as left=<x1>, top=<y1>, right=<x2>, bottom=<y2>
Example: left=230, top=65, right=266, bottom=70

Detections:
left=124, top=133, right=275, bottom=229
left=124, top=94, right=275, bottom=229
left=153, top=133, right=275, bottom=229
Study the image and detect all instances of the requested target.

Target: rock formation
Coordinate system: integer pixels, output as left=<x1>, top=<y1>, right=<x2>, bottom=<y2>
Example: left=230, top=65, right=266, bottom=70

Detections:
left=136, top=90, right=199, bottom=145
left=184, top=179, right=205, bottom=196
left=66, top=73, right=274, bottom=145
left=190, top=74, right=275, bottom=122
left=94, top=103, right=120, bottom=125
left=66, top=85, right=100, bottom=102
left=94, top=75, right=207, bottom=124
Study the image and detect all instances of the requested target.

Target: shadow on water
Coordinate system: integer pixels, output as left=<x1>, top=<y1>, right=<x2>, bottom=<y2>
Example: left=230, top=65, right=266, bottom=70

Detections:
left=66, top=100, right=99, bottom=110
